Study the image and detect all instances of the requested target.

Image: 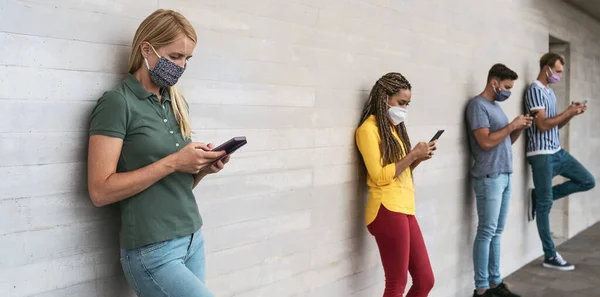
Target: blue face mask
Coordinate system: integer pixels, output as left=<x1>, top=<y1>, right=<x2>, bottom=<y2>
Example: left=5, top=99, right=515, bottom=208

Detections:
left=493, top=86, right=511, bottom=102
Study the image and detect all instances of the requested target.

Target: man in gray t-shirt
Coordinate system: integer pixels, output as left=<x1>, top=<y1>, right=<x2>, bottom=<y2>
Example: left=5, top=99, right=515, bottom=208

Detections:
left=465, top=64, right=532, bottom=297
left=467, top=96, right=513, bottom=178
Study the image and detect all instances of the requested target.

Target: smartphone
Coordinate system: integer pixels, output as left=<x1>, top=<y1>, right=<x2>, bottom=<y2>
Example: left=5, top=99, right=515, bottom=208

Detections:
left=213, top=136, right=247, bottom=155
left=429, top=130, right=445, bottom=142
left=572, top=100, right=588, bottom=105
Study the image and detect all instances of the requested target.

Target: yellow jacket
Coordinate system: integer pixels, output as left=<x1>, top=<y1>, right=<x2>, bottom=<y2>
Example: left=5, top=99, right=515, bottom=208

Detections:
left=355, top=115, right=415, bottom=225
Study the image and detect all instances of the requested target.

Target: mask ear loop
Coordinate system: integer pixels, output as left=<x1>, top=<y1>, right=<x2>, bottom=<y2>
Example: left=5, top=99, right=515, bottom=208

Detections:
left=144, top=42, right=162, bottom=70
left=546, top=66, right=553, bottom=78
left=144, top=57, right=151, bottom=70
left=147, top=42, right=162, bottom=58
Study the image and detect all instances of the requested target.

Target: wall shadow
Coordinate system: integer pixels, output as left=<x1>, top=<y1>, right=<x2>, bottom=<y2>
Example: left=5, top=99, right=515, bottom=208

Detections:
left=81, top=49, right=130, bottom=294
left=349, top=89, right=373, bottom=291
left=518, top=60, right=541, bottom=258
left=456, top=81, right=477, bottom=286
left=521, top=62, right=533, bottom=219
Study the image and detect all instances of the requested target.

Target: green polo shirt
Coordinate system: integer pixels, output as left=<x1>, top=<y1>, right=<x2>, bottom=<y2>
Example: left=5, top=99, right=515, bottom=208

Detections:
left=89, top=74, right=202, bottom=250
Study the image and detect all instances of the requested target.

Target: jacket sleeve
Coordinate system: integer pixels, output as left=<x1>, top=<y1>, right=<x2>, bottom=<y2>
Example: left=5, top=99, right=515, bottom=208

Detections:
left=356, top=126, right=396, bottom=186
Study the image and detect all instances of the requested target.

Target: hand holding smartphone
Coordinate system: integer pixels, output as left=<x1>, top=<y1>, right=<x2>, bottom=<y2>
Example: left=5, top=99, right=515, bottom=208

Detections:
left=570, top=100, right=588, bottom=115
left=418, top=130, right=443, bottom=160
left=203, top=136, right=247, bottom=167
left=212, top=136, right=247, bottom=155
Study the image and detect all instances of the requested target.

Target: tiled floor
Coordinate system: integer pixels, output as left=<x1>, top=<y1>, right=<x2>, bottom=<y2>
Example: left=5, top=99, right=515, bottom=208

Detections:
left=504, top=222, right=600, bottom=296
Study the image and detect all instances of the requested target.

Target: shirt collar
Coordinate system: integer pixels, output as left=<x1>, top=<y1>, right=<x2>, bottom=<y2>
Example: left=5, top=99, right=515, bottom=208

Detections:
left=533, top=80, right=549, bottom=89
left=124, top=73, right=171, bottom=102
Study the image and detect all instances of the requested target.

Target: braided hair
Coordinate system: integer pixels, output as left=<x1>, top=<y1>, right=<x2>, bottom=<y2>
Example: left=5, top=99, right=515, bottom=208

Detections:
left=358, top=72, right=412, bottom=166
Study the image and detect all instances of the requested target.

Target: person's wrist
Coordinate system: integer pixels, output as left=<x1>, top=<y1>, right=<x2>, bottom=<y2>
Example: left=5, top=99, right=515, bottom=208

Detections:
left=409, top=150, right=421, bottom=162
left=164, top=153, right=180, bottom=173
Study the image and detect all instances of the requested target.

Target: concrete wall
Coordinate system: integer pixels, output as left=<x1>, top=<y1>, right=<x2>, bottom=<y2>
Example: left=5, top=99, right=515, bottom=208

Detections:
left=1, top=0, right=599, bottom=296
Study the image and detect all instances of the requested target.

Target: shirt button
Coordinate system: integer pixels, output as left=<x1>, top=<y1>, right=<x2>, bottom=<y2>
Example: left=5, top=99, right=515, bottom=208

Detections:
left=162, top=105, right=165, bottom=109
left=176, top=143, right=180, bottom=147
left=170, top=131, right=174, bottom=134
left=163, top=119, right=168, bottom=123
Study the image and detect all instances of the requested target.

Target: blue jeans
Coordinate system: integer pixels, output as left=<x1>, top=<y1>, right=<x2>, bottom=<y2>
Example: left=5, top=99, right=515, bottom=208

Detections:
left=120, top=229, right=214, bottom=297
left=527, top=149, right=596, bottom=259
left=472, top=173, right=511, bottom=291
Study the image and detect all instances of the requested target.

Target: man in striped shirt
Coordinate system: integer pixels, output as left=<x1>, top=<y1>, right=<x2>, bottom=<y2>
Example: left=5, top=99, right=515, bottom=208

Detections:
left=524, top=52, right=596, bottom=271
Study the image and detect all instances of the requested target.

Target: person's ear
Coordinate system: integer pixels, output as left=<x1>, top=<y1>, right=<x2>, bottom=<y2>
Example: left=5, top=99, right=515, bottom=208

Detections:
left=490, top=80, right=498, bottom=90
left=140, top=42, right=152, bottom=59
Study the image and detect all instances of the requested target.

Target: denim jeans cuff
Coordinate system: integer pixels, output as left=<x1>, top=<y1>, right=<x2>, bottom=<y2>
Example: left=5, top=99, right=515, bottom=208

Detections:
left=475, top=282, right=490, bottom=291
left=490, top=278, right=502, bottom=287
left=544, top=251, right=557, bottom=260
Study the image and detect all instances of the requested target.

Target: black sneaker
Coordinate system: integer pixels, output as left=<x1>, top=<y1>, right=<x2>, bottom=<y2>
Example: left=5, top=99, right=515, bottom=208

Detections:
left=543, top=252, right=575, bottom=271
left=472, top=289, right=497, bottom=297
left=527, top=188, right=536, bottom=221
left=490, top=282, right=520, bottom=297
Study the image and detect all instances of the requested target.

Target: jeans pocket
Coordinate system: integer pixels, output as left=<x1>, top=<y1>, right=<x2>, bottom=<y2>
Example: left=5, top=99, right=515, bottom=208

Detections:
left=486, top=172, right=500, bottom=179
left=139, top=240, right=169, bottom=256
left=138, top=240, right=172, bottom=274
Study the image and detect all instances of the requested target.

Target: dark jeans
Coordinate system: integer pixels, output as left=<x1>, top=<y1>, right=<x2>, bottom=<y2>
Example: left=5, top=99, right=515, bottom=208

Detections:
left=527, top=149, right=596, bottom=259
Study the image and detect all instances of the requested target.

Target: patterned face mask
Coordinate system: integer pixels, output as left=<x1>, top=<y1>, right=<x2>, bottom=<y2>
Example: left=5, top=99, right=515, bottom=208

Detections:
left=144, top=43, right=186, bottom=88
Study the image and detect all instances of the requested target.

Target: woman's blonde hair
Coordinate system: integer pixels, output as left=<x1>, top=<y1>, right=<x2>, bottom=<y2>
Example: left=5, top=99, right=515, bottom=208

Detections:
left=128, top=9, right=196, bottom=139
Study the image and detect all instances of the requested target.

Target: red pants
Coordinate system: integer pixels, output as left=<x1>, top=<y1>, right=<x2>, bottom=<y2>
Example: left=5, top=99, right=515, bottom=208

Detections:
left=367, top=206, right=435, bottom=297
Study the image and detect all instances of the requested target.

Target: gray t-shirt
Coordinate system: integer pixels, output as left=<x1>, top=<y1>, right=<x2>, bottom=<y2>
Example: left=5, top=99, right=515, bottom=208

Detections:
left=466, top=96, right=513, bottom=178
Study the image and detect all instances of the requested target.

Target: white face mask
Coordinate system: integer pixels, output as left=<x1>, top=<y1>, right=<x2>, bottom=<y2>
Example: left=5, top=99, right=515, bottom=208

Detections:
left=387, top=105, right=407, bottom=125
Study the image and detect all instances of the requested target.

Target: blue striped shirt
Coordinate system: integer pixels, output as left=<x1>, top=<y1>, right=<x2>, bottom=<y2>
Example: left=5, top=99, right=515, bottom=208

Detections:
left=524, top=80, right=561, bottom=156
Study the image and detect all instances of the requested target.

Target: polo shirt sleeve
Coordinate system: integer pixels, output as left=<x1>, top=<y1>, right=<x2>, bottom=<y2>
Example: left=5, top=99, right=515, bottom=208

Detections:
left=466, top=100, right=490, bottom=131
left=525, top=86, right=548, bottom=111
left=89, top=91, right=128, bottom=139
left=355, top=125, right=396, bottom=186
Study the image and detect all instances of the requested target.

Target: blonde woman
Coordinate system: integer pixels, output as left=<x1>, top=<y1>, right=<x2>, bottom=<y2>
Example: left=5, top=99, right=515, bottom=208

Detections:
left=87, top=9, right=228, bottom=296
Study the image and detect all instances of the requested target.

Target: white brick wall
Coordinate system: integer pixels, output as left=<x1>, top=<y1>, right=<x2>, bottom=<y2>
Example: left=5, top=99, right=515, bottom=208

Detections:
left=1, top=0, right=599, bottom=296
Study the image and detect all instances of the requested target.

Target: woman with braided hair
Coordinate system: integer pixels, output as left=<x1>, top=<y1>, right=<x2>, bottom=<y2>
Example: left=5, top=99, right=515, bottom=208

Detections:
left=355, top=72, right=436, bottom=297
